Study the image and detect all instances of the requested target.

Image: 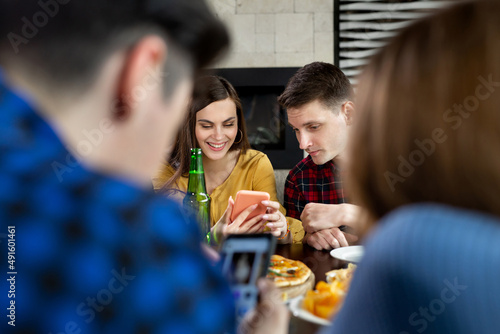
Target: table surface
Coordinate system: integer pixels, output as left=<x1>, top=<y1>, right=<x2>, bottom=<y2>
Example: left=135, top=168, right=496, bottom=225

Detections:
left=274, top=243, right=351, bottom=334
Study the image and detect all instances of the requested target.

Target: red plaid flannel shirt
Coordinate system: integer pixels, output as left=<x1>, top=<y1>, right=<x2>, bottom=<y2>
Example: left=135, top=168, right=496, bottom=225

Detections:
left=284, top=155, right=347, bottom=220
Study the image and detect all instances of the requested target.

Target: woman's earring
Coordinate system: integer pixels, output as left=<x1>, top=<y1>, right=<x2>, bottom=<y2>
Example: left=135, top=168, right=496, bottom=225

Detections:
left=234, top=129, right=243, bottom=144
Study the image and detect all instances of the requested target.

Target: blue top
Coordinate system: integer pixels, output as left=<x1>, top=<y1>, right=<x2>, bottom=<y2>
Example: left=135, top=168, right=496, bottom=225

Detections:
left=323, top=203, right=500, bottom=334
left=0, top=72, right=235, bottom=333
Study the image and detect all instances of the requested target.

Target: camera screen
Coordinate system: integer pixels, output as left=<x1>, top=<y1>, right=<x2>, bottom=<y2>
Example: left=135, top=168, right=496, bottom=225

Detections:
left=227, top=252, right=267, bottom=285
left=221, top=237, right=273, bottom=286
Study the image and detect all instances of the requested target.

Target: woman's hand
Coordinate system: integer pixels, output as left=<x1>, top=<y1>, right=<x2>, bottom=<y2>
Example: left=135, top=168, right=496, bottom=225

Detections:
left=261, top=200, right=288, bottom=239
left=212, top=197, right=267, bottom=243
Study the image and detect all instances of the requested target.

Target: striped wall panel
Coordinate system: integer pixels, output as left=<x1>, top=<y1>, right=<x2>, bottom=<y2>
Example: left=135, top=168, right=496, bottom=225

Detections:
left=336, top=0, right=452, bottom=85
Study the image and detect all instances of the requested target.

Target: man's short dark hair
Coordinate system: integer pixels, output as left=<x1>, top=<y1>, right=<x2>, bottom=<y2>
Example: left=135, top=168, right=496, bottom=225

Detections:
left=0, top=0, right=229, bottom=97
left=278, top=62, right=353, bottom=111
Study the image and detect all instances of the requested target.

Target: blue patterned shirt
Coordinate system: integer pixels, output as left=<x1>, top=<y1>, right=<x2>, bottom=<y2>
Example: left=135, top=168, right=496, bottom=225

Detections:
left=0, top=71, right=235, bottom=334
left=323, top=204, right=500, bottom=334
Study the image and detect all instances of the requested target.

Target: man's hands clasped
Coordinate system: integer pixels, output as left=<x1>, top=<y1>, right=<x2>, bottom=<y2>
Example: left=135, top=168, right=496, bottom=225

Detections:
left=300, top=203, right=360, bottom=251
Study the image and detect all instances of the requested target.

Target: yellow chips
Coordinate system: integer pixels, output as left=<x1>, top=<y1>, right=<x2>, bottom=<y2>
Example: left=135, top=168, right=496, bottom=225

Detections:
left=302, top=263, right=356, bottom=320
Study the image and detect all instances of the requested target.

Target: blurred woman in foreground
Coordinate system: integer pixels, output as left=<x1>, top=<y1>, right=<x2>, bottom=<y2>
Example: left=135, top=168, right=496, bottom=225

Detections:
left=326, top=1, right=500, bottom=333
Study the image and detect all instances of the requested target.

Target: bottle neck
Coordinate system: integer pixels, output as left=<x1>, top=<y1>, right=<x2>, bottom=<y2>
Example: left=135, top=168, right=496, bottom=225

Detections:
left=187, top=151, right=207, bottom=194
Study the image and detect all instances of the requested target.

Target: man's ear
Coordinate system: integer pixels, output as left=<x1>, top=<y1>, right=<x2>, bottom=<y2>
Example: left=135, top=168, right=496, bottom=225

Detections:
left=342, top=101, right=354, bottom=125
left=113, top=36, right=167, bottom=121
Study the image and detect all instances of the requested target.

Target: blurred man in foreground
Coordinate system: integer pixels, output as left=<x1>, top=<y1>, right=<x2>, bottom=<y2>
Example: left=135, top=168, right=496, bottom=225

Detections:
left=0, top=1, right=287, bottom=333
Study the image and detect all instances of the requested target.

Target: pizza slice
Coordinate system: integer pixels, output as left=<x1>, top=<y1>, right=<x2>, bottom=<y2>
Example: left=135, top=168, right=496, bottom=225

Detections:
left=266, top=255, right=312, bottom=288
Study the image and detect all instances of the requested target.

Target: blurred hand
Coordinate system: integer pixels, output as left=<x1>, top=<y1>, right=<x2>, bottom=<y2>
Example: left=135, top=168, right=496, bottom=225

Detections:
left=261, top=200, right=287, bottom=239
left=212, top=197, right=267, bottom=243
left=200, top=243, right=220, bottom=264
left=300, top=203, right=361, bottom=234
left=303, top=228, right=358, bottom=251
left=239, top=278, right=289, bottom=334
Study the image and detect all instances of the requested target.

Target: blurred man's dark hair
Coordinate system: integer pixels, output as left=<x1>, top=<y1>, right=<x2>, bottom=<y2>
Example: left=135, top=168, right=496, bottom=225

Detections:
left=0, top=0, right=229, bottom=97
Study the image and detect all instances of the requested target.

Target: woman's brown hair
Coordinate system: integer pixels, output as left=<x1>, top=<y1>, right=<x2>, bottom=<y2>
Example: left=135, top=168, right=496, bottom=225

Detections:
left=161, top=75, right=250, bottom=192
left=348, top=1, right=500, bottom=225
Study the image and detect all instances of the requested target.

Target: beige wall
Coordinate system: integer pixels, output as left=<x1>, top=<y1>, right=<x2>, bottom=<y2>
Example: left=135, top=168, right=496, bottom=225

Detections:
left=207, top=0, right=334, bottom=68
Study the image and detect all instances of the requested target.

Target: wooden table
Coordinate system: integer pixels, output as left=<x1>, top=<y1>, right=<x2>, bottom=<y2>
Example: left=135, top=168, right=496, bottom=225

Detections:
left=275, top=243, right=351, bottom=333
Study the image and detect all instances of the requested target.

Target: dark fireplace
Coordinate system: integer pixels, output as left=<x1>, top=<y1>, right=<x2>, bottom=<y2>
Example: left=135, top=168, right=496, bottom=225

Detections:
left=213, top=68, right=303, bottom=169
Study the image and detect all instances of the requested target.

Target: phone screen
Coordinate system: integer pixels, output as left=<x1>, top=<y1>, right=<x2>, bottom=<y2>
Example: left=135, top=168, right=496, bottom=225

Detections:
left=220, top=234, right=276, bottom=324
left=227, top=252, right=256, bottom=284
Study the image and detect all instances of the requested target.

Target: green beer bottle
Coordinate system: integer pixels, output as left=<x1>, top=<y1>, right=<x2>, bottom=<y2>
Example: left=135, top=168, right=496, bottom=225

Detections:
left=183, top=148, right=211, bottom=244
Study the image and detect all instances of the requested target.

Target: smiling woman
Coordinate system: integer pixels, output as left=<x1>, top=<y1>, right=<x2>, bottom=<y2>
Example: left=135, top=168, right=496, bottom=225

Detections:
left=154, top=75, right=304, bottom=244
left=195, top=98, right=239, bottom=170
left=155, top=75, right=250, bottom=199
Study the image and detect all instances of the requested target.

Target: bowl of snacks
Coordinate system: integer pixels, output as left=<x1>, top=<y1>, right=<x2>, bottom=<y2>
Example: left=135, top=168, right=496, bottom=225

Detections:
left=289, top=263, right=357, bottom=325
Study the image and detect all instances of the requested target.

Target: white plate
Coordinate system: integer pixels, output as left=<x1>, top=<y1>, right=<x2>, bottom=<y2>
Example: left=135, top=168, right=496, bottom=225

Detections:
left=330, top=245, right=364, bottom=263
left=288, top=296, right=332, bottom=326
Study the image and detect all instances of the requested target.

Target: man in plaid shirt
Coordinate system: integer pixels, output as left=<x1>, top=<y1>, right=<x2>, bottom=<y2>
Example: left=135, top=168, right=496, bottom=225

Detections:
left=278, top=62, right=360, bottom=250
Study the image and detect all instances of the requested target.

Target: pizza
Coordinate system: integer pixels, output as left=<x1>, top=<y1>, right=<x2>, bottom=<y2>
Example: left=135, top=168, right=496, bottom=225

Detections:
left=267, top=255, right=312, bottom=288
left=326, top=263, right=356, bottom=284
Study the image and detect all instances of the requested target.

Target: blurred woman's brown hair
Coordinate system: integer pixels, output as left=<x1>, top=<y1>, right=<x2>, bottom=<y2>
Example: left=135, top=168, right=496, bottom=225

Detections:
left=348, top=0, right=500, bottom=225
left=162, top=75, right=250, bottom=191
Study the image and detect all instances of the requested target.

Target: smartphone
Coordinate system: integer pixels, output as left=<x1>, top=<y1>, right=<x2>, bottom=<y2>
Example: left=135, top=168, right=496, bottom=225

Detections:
left=230, top=190, right=270, bottom=222
left=220, top=234, right=276, bottom=324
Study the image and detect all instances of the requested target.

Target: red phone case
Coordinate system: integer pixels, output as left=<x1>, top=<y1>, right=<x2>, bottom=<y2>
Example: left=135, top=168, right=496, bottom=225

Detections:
left=231, top=190, right=270, bottom=222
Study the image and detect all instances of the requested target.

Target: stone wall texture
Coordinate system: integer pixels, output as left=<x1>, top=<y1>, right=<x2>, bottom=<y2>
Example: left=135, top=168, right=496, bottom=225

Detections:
left=207, top=0, right=334, bottom=68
